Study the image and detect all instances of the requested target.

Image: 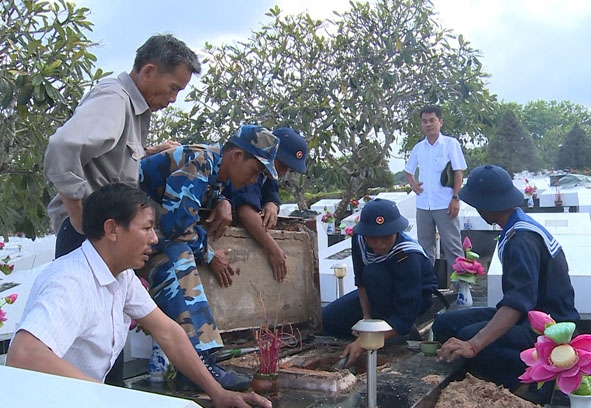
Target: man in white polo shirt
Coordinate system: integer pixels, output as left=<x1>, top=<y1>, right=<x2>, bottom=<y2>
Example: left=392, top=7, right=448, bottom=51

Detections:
left=404, top=105, right=467, bottom=284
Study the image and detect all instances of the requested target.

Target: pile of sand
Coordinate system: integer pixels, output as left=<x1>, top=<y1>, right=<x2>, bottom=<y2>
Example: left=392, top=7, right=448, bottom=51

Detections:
left=423, top=373, right=539, bottom=408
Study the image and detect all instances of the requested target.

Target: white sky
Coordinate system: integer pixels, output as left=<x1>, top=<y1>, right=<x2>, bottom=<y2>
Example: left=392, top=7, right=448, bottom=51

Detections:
left=69, top=0, right=591, bottom=172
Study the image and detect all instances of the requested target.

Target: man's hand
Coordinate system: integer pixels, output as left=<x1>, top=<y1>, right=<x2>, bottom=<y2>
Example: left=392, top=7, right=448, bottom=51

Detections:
left=144, top=140, right=181, bottom=156
left=447, top=197, right=460, bottom=219
left=343, top=339, right=364, bottom=367
left=411, top=181, right=424, bottom=195
left=261, top=202, right=279, bottom=230
left=205, top=199, right=233, bottom=241
left=263, top=244, right=287, bottom=282
left=212, top=390, right=272, bottom=408
left=209, top=248, right=239, bottom=287
left=436, top=337, right=476, bottom=363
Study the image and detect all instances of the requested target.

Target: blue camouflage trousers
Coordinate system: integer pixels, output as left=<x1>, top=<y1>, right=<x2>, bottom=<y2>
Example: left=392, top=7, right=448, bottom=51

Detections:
left=138, top=239, right=223, bottom=353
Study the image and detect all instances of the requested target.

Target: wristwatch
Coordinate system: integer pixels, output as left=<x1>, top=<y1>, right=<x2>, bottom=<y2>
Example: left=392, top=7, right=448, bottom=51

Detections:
left=452, top=195, right=459, bottom=200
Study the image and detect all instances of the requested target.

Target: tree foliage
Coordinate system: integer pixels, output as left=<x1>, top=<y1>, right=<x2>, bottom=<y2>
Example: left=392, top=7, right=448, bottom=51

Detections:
left=186, top=0, right=496, bottom=219
left=556, top=124, right=591, bottom=170
left=522, top=100, right=591, bottom=168
left=487, top=100, right=591, bottom=170
left=0, top=0, right=105, bottom=238
left=486, top=110, right=536, bottom=175
left=148, top=106, right=209, bottom=145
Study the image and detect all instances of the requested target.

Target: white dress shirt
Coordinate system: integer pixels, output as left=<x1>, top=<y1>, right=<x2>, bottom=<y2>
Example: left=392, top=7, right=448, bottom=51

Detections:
left=404, top=133, right=467, bottom=210
left=15, top=240, right=156, bottom=382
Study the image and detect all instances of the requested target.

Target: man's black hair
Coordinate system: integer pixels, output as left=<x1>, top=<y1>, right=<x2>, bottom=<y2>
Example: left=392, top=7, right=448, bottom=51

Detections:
left=133, top=34, right=201, bottom=75
left=222, top=141, right=256, bottom=161
left=420, top=105, right=443, bottom=119
left=82, top=183, right=154, bottom=241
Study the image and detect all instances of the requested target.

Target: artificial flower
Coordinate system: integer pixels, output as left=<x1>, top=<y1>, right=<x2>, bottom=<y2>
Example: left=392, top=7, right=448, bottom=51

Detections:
left=520, top=310, right=591, bottom=395
left=321, top=206, right=335, bottom=224
left=5, top=293, right=17, bottom=304
left=528, top=310, right=556, bottom=335
left=0, top=256, right=14, bottom=275
left=0, top=293, right=18, bottom=329
left=450, top=235, right=485, bottom=284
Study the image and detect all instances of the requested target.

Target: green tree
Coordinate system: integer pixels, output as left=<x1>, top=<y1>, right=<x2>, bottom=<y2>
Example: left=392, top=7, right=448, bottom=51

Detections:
left=148, top=106, right=209, bottom=145
left=186, top=0, right=495, bottom=220
left=556, top=124, right=591, bottom=170
left=487, top=110, right=536, bottom=175
left=0, top=0, right=105, bottom=238
left=521, top=100, right=591, bottom=168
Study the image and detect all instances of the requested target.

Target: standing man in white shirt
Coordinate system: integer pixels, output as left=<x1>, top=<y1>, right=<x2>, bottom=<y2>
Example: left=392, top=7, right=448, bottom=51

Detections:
left=404, top=106, right=467, bottom=284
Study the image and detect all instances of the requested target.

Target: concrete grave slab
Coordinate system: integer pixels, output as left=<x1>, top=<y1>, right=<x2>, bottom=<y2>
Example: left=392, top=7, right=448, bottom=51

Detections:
left=199, top=225, right=321, bottom=332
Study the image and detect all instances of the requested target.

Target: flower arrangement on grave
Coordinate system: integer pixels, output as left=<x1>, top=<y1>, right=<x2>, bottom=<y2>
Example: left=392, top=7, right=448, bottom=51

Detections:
left=519, top=311, right=591, bottom=400
left=450, top=236, right=485, bottom=307
left=0, top=256, right=14, bottom=275
left=0, top=242, right=4, bottom=250
left=0, top=293, right=18, bottom=328
left=320, top=206, right=335, bottom=224
left=349, top=198, right=359, bottom=211
left=340, top=214, right=359, bottom=238
left=362, top=194, right=371, bottom=203
left=524, top=178, right=537, bottom=197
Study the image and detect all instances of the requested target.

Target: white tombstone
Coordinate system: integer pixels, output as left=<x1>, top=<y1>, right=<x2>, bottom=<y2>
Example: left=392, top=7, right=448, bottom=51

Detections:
left=0, top=365, right=201, bottom=407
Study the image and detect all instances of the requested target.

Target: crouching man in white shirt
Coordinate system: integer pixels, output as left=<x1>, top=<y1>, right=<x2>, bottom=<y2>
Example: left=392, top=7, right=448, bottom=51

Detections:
left=6, top=183, right=270, bottom=408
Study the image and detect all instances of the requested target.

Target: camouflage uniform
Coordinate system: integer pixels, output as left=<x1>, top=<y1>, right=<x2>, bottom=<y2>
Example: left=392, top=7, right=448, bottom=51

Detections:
left=137, top=126, right=280, bottom=356
left=138, top=144, right=225, bottom=352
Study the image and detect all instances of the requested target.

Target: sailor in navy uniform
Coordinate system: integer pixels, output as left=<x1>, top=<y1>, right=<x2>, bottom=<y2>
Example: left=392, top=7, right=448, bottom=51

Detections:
left=322, top=198, right=438, bottom=366
left=433, top=164, right=579, bottom=404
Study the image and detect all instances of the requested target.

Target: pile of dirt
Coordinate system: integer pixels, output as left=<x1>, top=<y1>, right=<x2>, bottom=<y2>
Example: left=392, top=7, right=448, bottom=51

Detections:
left=431, top=373, right=538, bottom=408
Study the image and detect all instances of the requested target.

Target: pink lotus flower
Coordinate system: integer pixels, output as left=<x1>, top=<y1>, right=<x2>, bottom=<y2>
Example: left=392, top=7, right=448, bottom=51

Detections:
left=462, top=236, right=472, bottom=251
left=450, top=235, right=485, bottom=284
left=452, top=257, right=485, bottom=276
left=5, top=293, right=17, bottom=304
left=0, top=293, right=17, bottom=328
left=524, top=185, right=537, bottom=196
left=528, top=310, right=556, bottom=335
left=520, top=311, right=591, bottom=395
left=344, top=226, right=354, bottom=237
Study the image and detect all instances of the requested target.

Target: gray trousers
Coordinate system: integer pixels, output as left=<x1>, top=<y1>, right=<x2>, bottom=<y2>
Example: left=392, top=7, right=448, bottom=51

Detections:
left=416, top=208, right=464, bottom=276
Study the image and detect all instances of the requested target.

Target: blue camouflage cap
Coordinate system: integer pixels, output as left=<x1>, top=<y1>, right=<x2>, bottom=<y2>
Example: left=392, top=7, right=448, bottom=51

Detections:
left=229, top=124, right=279, bottom=179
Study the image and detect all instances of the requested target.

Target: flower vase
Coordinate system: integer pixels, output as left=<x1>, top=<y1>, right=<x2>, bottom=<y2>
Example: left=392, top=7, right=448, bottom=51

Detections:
left=568, top=393, right=591, bottom=408
left=325, top=222, right=334, bottom=234
left=252, top=372, right=279, bottom=397
left=149, top=338, right=169, bottom=383
left=456, top=280, right=473, bottom=307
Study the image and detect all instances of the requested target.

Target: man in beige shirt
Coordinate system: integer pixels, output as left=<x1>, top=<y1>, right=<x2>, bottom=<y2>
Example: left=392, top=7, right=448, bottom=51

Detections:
left=44, top=34, right=200, bottom=260
left=43, top=33, right=200, bottom=386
